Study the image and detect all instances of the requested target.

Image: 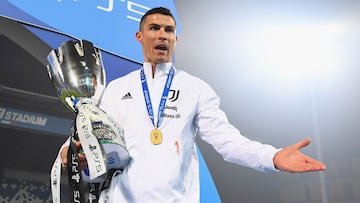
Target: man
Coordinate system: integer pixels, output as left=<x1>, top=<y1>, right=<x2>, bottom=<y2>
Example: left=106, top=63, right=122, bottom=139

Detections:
left=60, top=7, right=326, bottom=202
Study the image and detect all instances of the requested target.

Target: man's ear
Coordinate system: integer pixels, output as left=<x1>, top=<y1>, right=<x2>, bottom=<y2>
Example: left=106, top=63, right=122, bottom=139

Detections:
left=135, top=31, right=142, bottom=42
left=174, top=36, right=178, bottom=46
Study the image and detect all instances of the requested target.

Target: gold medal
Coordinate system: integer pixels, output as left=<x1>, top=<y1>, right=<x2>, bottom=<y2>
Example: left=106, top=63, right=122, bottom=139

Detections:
left=151, top=128, right=162, bottom=145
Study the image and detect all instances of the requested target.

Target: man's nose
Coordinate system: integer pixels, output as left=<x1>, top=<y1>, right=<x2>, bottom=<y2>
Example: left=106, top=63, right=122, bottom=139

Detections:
left=158, top=29, right=167, bottom=40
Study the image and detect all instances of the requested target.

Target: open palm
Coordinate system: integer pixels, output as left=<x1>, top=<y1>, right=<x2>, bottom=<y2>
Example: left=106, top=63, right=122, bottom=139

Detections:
left=273, top=138, right=326, bottom=172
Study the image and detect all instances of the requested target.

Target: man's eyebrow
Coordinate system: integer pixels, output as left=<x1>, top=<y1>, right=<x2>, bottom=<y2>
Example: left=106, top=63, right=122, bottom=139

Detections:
left=165, top=25, right=176, bottom=29
left=147, top=23, right=160, bottom=27
left=147, top=23, right=175, bottom=29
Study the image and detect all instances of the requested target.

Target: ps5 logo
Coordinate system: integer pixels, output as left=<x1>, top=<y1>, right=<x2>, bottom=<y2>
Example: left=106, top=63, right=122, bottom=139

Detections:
left=97, top=0, right=150, bottom=22
left=56, top=0, right=150, bottom=22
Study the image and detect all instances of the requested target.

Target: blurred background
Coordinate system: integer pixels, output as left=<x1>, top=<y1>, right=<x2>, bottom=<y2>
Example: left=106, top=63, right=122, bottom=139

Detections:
left=175, top=0, right=360, bottom=202
left=1, top=0, right=360, bottom=202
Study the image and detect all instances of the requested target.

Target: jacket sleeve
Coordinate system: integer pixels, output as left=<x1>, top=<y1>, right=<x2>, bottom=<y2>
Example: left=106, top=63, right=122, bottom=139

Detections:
left=194, top=80, right=280, bottom=172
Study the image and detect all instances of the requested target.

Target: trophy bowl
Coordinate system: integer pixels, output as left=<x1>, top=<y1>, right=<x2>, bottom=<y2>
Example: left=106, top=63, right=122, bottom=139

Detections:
left=46, top=39, right=105, bottom=111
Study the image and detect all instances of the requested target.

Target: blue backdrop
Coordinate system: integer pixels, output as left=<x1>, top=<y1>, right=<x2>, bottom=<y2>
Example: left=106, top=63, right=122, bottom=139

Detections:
left=0, top=1, right=220, bottom=202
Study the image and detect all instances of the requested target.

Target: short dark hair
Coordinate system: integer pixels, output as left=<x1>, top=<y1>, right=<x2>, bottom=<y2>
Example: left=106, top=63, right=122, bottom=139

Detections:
left=139, top=7, right=176, bottom=31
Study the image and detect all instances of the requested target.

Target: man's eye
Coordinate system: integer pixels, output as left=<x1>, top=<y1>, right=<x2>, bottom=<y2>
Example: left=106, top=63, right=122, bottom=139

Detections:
left=150, top=26, right=159, bottom=30
left=165, top=28, right=175, bottom=33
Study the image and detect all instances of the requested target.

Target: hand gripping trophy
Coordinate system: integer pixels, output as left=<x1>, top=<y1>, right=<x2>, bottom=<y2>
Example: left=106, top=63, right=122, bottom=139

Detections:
left=47, top=39, right=130, bottom=203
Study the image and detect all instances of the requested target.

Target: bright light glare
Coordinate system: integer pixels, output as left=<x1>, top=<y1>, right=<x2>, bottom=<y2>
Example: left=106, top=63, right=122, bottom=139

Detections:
left=252, top=22, right=345, bottom=86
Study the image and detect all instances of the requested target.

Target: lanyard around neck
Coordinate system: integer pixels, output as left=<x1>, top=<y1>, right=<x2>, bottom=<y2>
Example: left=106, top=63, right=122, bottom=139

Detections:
left=140, top=66, right=175, bottom=128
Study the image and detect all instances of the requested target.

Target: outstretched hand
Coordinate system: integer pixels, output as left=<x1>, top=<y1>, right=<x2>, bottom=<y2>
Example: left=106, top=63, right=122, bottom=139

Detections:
left=273, top=138, right=326, bottom=173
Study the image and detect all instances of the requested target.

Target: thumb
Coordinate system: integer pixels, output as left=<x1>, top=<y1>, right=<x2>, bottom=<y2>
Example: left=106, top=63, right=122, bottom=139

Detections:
left=294, top=138, right=311, bottom=150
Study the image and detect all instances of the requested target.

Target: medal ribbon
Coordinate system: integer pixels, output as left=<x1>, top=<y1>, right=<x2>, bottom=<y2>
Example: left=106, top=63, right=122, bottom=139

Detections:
left=141, top=66, right=175, bottom=129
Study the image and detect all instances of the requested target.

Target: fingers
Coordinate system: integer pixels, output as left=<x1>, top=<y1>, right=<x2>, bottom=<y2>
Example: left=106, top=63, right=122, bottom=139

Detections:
left=77, top=153, right=88, bottom=170
left=305, top=156, right=327, bottom=171
left=75, top=141, right=82, bottom=151
left=73, top=141, right=88, bottom=170
left=60, top=141, right=88, bottom=169
left=60, top=146, right=69, bottom=167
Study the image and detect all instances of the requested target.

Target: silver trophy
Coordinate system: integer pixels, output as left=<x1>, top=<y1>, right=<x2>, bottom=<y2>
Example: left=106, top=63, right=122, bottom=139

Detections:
left=48, top=40, right=129, bottom=203
left=47, top=39, right=105, bottom=111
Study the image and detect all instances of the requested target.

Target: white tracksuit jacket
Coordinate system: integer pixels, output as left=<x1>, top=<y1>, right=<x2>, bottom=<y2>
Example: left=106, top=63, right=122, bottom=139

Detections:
left=94, top=62, right=279, bottom=203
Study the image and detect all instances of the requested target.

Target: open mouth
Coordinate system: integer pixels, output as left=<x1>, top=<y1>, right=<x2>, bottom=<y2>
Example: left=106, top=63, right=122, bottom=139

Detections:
left=155, top=45, right=168, bottom=51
